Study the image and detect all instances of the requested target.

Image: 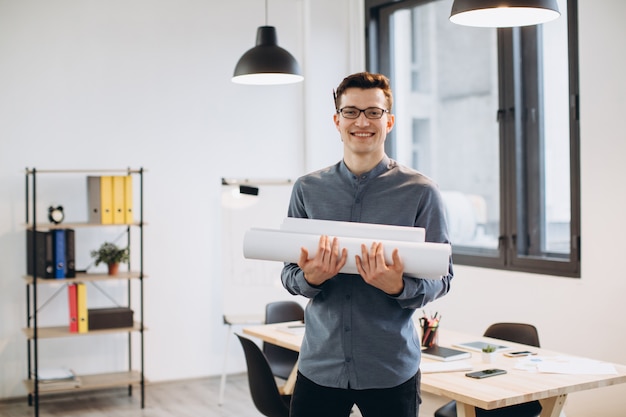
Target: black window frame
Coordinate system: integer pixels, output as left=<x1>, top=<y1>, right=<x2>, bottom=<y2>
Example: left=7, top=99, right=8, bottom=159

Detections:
left=365, top=0, right=581, bottom=277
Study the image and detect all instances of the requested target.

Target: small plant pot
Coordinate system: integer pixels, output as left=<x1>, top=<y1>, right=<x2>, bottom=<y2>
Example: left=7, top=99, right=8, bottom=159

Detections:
left=107, top=263, right=120, bottom=276
left=482, top=351, right=497, bottom=363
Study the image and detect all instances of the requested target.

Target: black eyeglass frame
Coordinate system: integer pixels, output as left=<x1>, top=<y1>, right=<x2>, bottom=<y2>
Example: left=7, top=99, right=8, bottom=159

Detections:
left=337, top=107, right=390, bottom=120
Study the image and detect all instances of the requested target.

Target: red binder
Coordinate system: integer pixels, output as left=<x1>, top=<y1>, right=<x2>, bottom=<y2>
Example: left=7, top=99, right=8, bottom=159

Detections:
left=68, top=284, right=78, bottom=333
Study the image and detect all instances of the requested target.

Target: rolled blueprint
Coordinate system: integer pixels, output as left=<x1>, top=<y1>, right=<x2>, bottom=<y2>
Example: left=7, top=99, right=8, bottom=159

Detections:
left=243, top=228, right=450, bottom=280
left=280, top=217, right=425, bottom=243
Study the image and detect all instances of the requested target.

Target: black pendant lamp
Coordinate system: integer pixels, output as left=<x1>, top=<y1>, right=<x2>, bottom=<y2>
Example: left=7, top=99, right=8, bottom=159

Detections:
left=450, top=0, right=560, bottom=28
left=232, top=0, right=303, bottom=85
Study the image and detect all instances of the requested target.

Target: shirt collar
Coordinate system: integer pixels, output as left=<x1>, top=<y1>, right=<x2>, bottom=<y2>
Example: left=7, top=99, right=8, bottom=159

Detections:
left=339, top=155, right=393, bottom=181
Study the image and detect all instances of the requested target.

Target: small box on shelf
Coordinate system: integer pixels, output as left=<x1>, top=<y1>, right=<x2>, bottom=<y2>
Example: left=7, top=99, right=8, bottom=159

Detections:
left=88, top=307, right=134, bottom=330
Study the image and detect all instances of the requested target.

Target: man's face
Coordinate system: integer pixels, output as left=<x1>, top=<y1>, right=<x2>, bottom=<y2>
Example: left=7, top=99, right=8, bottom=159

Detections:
left=333, top=87, right=395, bottom=159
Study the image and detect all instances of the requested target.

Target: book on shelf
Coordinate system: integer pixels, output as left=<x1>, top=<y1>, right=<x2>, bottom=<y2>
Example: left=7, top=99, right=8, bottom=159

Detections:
left=77, top=283, right=88, bottom=333
left=34, top=367, right=81, bottom=388
left=68, top=284, right=78, bottom=332
left=87, top=175, right=134, bottom=225
left=51, top=229, right=66, bottom=278
left=26, top=229, right=54, bottom=278
left=123, top=174, right=133, bottom=223
left=112, top=175, right=125, bottom=224
left=26, top=228, right=75, bottom=279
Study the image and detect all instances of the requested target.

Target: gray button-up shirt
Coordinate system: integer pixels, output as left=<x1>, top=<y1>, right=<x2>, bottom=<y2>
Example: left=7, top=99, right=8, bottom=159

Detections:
left=281, top=155, right=453, bottom=390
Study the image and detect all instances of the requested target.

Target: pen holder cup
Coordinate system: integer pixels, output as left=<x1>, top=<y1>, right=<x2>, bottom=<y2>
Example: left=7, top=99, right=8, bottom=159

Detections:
left=421, top=325, right=439, bottom=348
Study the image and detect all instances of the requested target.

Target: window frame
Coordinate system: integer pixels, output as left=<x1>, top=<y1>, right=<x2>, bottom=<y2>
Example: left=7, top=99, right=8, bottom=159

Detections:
left=365, top=0, right=581, bottom=277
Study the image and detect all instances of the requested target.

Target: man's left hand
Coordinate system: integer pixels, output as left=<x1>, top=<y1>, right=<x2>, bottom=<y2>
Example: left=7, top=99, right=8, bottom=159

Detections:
left=355, top=241, right=404, bottom=295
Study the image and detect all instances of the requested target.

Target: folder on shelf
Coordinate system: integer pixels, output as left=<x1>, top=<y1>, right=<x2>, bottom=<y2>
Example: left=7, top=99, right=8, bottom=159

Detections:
left=87, top=176, right=101, bottom=224
left=68, top=284, right=78, bottom=333
left=123, top=174, right=133, bottom=224
left=26, top=229, right=54, bottom=278
left=51, top=229, right=66, bottom=279
left=77, top=283, right=88, bottom=333
left=112, top=176, right=125, bottom=224
left=65, top=228, right=75, bottom=278
left=100, top=176, right=114, bottom=224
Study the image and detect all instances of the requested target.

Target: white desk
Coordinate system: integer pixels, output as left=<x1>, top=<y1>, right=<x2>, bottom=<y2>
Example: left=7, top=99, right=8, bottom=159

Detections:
left=243, top=322, right=626, bottom=417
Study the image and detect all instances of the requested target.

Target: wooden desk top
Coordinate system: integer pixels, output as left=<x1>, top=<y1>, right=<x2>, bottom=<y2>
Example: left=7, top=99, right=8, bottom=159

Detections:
left=426, top=330, right=626, bottom=410
left=242, top=322, right=626, bottom=412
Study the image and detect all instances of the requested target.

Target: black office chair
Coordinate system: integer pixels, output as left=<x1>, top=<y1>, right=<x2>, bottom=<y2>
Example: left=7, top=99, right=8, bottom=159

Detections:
left=236, top=334, right=291, bottom=417
left=264, top=301, right=304, bottom=380
left=434, top=323, right=543, bottom=417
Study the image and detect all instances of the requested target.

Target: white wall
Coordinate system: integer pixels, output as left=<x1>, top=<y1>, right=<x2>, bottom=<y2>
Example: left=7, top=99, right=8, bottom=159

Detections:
left=0, top=0, right=352, bottom=398
left=0, top=0, right=624, bottom=415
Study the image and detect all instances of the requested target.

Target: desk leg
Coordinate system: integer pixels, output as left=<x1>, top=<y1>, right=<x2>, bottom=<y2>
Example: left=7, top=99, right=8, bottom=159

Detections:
left=539, top=394, right=567, bottom=417
left=280, top=359, right=299, bottom=395
left=218, top=324, right=233, bottom=405
left=456, top=402, right=477, bottom=417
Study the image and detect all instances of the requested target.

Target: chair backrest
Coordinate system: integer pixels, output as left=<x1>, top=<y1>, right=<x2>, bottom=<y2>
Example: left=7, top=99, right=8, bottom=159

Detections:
left=483, top=322, right=541, bottom=348
left=263, top=301, right=304, bottom=379
left=235, top=334, right=290, bottom=417
left=265, top=301, right=304, bottom=324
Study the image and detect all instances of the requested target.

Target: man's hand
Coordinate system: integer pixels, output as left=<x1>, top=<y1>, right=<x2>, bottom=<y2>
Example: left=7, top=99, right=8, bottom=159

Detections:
left=355, top=241, right=405, bottom=295
left=298, top=235, right=348, bottom=286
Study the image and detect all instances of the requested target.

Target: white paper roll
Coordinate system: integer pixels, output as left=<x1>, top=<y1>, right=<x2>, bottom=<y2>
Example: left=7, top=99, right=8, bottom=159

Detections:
left=243, top=228, right=450, bottom=280
left=280, top=217, right=425, bottom=242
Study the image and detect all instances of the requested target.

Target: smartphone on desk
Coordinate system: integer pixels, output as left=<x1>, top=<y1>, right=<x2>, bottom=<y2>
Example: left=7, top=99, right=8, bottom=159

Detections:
left=465, top=369, right=507, bottom=379
left=503, top=350, right=537, bottom=357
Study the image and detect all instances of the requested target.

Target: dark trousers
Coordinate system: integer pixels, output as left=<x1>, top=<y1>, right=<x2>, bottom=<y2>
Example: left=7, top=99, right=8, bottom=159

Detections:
left=289, top=371, right=421, bottom=417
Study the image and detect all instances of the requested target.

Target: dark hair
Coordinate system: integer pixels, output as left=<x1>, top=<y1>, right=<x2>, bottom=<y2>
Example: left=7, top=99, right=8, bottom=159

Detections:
left=333, top=72, right=393, bottom=111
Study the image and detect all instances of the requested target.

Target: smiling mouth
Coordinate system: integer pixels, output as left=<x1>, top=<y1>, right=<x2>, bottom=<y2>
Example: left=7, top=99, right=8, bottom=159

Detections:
left=352, top=132, right=374, bottom=138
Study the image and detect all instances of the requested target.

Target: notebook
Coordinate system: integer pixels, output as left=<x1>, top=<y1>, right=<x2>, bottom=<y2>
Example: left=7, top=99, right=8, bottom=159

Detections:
left=421, top=345, right=472, bottom=362
left=420, top=361, right=473, bottom=373
left=453, top=340, right=510, bottom=353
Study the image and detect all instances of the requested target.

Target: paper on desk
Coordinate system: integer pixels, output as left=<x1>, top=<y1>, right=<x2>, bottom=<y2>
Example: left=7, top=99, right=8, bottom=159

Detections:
left=515, top=356, right=618, bottom=375
left=276, top=325, right=306, bottom=335
left=420, top=361, right=473, bottom=373
left=243, top=228, right=451, bottom=279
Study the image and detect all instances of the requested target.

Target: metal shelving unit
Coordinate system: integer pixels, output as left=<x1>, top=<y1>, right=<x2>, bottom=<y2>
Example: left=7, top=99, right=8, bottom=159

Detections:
left=24, top=168, right=146, bottom=417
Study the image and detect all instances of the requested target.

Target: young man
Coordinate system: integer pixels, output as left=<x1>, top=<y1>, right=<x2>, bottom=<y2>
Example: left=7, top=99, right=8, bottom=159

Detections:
left=281, top=72, right=453, bottom=417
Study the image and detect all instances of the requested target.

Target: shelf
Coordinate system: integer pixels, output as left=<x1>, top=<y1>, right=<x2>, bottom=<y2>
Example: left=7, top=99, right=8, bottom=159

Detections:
left=24, top=370, right=144, bottom=395
left=25, top=221, right=144, bottom=230
left=24, top=167, right=146, bottom=414
left=23, top=271, right=146, bottom=284
left=25, top=168, right=144, bottom=175
left=23, top=322, right=145, bottom=339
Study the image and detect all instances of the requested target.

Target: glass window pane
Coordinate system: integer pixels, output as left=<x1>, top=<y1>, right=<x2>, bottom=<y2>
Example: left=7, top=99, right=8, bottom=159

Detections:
left=541, top=0, right=571, bottom=255
left=389, top=0, right=500, bottom=252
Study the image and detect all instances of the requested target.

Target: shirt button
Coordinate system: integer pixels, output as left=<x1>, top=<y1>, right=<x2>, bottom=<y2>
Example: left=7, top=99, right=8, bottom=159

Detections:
left=344, top=326, right=350, bottom=332
left=346, top=357, right=352, bottom=363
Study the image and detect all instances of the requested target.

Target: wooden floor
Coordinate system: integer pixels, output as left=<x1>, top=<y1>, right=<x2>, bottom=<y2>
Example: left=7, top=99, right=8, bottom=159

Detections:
left=0, top=373, right=449, bottom=417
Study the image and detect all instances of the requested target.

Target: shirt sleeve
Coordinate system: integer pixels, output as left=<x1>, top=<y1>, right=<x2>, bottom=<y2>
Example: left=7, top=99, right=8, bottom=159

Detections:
left=392, top=180, right=454, bottom=308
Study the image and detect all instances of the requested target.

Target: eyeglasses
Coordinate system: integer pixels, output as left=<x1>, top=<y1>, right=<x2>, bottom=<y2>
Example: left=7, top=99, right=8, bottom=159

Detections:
left=337, top=107, right=389, bottom=120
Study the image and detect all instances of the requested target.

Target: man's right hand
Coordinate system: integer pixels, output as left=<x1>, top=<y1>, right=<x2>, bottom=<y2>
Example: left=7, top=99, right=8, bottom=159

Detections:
left=297, top=235, right=348, bottom=286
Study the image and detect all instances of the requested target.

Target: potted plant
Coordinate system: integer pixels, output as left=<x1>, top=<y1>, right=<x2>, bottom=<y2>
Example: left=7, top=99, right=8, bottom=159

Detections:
left=481, top=344, right=497, bottom=363
left=90, top=242, right=129, bottom=276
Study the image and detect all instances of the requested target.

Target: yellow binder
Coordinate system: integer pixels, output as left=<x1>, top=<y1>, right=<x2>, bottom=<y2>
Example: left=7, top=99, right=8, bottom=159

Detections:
left=112, top=176, right=125, bottom=224
left=123, top=175, right=133, bottom=224
left=100, top=176, right=113, bottom=224
left=77, top=282, right=88, bottom=333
